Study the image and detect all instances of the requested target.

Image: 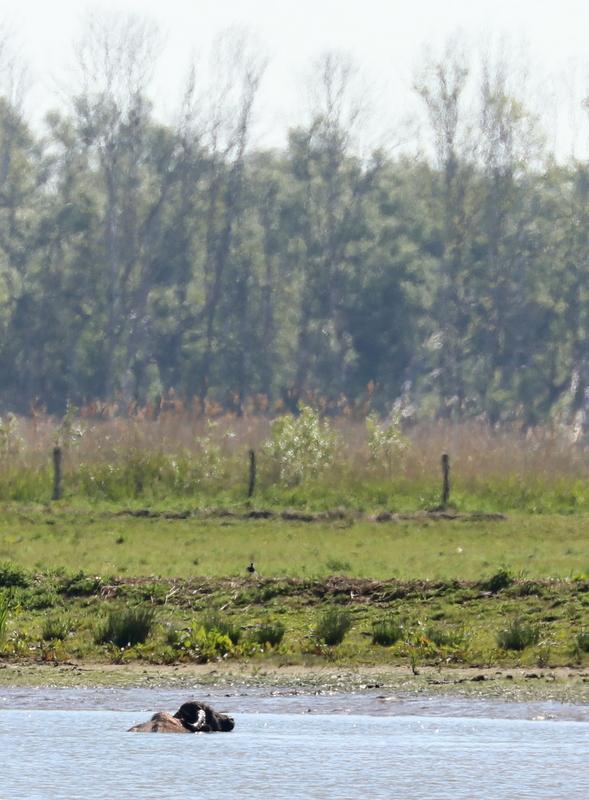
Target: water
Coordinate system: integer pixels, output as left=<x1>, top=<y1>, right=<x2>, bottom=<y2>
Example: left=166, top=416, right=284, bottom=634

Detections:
left=1, top=689, right=588, bottom=799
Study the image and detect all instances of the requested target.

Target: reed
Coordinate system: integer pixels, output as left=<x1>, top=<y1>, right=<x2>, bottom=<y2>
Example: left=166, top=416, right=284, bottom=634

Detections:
left=496, top=619, right=540, bottom=651
left=41, top=615, right=70, bottom=641
left=315, top=608, right=352, bottom=646
left=0, top=593, right=7, bottom=644
left=95, top=606, right=156, bottom=648
left=252, top=621, right=285, bottom=647
left=372, top=616, right=403, bottom=646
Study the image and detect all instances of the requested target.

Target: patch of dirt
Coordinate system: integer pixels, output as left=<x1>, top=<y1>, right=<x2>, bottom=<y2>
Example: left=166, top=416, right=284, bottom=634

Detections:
left=112, top=507, right=507, bottom=523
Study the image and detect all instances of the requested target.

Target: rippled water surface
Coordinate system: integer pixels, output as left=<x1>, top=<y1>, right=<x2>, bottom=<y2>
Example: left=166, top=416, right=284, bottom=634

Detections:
left=1, top=689, right=588, bottom=799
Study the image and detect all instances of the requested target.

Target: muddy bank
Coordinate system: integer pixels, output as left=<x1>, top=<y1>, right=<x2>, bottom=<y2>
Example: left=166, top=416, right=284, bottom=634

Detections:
left=1, top=662, right=588, bottom=705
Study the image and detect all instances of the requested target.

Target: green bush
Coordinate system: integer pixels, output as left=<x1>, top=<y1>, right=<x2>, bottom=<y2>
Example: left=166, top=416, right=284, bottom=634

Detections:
left=425, top=625, right=465, bottom=648
left=201, top=611, right=242, bottom=645
left=366, top=411, right=407, bottom=475
left=576, top=630, right=589, bottom=653
left=265, top=404, right=338, bottom=485
left=42, top=616, right=70, bottom=641
left=315, top=608, right=351, bottom=646
left=372, top=617, right=403, bottom=646
left=252, top=621, right=285, bottom=647
left=325, top=558, right=352, bottom=574
left=486, top=568, right=514, bottom=594
left=0, top=561, right=29, bottom=588
left=191, top=625, right=234, bottom=661
left=496, top=618, right=540, bottom=651
left=60, top=571, right=102, bottom=597
left=95, top=606, right=155, bottom=647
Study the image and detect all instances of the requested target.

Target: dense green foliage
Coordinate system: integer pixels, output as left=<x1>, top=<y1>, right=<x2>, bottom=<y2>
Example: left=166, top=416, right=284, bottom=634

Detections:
left=0, top=26, right=588, bottom=430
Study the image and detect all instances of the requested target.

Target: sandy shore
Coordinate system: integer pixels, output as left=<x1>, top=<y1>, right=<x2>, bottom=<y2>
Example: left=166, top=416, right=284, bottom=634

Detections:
left=1, top=661, right=588, bottom=704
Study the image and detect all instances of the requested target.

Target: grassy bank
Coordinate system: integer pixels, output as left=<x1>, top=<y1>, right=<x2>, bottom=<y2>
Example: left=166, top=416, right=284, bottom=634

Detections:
left=0, top=507, right=588, bottom=677
left=0, top=566, right=588, bottom=674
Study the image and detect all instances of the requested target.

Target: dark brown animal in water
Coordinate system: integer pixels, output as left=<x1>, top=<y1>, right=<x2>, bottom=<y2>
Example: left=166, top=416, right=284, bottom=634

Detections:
left=128, top=701, right=235, bottom=733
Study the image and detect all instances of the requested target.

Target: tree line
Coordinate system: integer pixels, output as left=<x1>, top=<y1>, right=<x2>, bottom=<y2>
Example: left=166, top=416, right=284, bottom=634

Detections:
left=0, top=19, right=588, bottom=429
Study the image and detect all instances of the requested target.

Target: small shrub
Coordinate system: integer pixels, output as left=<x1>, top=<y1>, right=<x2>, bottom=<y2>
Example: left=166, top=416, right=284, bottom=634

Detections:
left=95, top=606, right=155, bottom=647
left=372, top=617, right=403, bottom=647
left=315, top=608, right=351, bottom=646
left=253, top=621, right=285, bottom=647
left=191, top=625, right=234, bottom=661
left=425, top=625, right=465, bottom=648
left=0, top=562, right=29, bottom=588
left=366, top=411, right=408, bottom=475
left=325, top=558, right=352, bottom=574
left=19, top=588, right=60, bottom=610
left=42, top=616, right=69, bottom=641
left=576, top=630, right=589, bottom=653
left=201, top=611, right=242, bottom=645
left=496, top=619, right=540, bottom=651
left=61, top=571, right=101, bottom=597
left=536, top=644, right=551, bottom=667
left=486, top=568, right=514, bottom=594
left=166, top=627, right=190, bottom=648
left=0, top=412, right=22, bottom=455
left=265, top=404, right=338, bottom=485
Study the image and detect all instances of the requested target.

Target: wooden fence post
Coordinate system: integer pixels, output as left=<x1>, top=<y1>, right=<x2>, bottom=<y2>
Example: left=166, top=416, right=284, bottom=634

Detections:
left=247, top=449, right=256, bottom=498
left=52, top=446, right=62, bottom=501
left=441, top=453, right=450, bottom=509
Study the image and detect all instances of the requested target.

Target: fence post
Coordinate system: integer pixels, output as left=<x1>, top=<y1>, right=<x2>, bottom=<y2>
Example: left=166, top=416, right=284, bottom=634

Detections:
left=52, top=446, right=62, bottom=501
left=247, top=449, right=256, bottom=498
left=441, top=453, right=450, bottom=509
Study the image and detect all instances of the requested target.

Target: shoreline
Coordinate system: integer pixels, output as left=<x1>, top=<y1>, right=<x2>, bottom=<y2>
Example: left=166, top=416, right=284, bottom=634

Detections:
left=1, top=662, right=588, bottom=705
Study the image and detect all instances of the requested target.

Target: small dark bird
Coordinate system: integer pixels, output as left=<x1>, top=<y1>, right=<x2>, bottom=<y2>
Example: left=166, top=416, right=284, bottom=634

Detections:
left=246, top=562, right=256, bottom=575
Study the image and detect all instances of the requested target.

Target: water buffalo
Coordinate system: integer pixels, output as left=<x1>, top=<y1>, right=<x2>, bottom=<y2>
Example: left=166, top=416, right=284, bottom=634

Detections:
left=128, top=700, right=235, bottom=733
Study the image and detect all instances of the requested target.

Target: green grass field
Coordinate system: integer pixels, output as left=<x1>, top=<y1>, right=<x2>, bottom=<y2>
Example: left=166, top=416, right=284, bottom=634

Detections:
left=0, top=506, right=587, bottom=580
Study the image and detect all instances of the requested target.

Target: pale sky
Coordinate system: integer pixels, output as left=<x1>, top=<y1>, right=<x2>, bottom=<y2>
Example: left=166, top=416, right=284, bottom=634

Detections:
left=5, top=0, right=589, bottom=155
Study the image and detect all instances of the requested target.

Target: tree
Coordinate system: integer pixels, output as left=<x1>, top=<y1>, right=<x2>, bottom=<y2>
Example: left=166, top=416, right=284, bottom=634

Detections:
left=414, top=42, right=475, bottom=417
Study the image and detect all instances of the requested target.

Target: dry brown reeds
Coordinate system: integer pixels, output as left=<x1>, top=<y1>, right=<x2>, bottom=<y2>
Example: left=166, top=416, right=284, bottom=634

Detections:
left=1, top=407, right=588, bottom=508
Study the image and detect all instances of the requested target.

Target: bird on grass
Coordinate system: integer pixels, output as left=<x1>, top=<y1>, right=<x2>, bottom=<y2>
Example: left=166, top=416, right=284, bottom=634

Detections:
left=246, top=562, right=256, bottom=575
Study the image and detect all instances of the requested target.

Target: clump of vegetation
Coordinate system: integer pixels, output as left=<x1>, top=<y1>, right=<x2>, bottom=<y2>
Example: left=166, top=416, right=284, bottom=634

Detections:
left=95, top=606, right=156, bottom=648
left=372, top=616, right=403, bottom=646
left=60, top=571, right=102, bottom=597
left=575, top=630, right=589, bottom=653
left=42, top=616, right=70, bottom=641
left=252, top=621, right=285, bottom=647
left=190, top=624, right=234, bottom=661
left=325, top=558, right=352, bottom=574
left=55, top=401, right=85, bottom=449
left=201, top=611, right=242, bottom=645
left=0, top=413, right=22, bottom=456
left=496, top=618, right=540, bottom=651
left=164, top=621, right=236, bottom=662
left=0, top=562, right=29, bottom=588
left=0, top=592, right=8, bottom=644
left=366, top=411, right=407, bottom=475
left=486, top=568, right=514, bottom=594
left=425, top=625, right=465, bottom=648
left=315, top=607, right=351, bottom=646
left=265, top=404, right=338, bottom=485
